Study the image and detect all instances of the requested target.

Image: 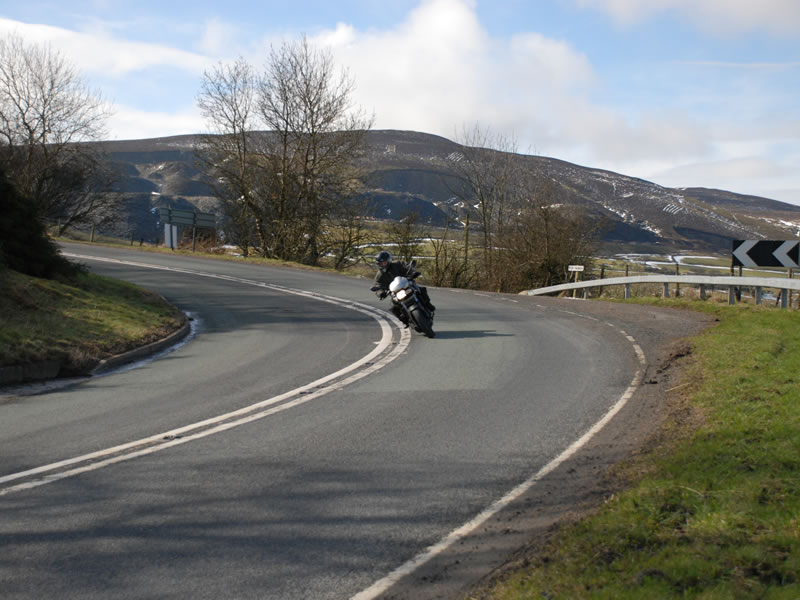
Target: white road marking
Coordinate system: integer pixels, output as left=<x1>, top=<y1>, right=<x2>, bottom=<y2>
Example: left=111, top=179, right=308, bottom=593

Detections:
left=0, top=254, right=410, bottom=496
left=351, top=312, right=647, bottom=600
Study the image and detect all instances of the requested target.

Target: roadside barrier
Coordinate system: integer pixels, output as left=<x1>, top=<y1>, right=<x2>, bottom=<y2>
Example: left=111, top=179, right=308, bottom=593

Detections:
left=524, top=275, right=800, bottom=308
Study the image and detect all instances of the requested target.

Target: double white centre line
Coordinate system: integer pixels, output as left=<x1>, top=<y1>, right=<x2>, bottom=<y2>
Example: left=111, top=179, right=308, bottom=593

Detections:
left=0, top=254, right=409, bottom=496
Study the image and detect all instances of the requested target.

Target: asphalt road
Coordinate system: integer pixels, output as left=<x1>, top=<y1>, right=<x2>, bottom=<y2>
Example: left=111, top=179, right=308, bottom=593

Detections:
left=0, top=243, right=710, bottom=599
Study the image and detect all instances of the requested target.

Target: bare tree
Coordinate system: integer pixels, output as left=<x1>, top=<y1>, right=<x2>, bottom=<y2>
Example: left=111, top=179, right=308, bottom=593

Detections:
left=504, top=176, right=601, bottom=290
left=0, top=33, right=115, bottom=232
left=197, top=36, right=373, bottom=265
left=451, top=124, right=520, bottom=290
left=443, top=125, right=603, bottom=292
left=256, top=36, right=373, bottom=264
left=196, top=58, right=260, bottom=256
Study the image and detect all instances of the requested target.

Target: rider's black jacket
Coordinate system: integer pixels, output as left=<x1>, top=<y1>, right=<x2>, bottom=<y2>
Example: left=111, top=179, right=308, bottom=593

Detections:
left=373, top=261, right=419, bottom=297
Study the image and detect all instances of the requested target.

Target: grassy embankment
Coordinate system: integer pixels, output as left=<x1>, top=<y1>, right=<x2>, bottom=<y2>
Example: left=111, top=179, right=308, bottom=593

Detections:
left=2, top=237, right=362, bottom=373
left=0, top=267, right=184, bottom=373
left=479, top=298, right=800, bottom=599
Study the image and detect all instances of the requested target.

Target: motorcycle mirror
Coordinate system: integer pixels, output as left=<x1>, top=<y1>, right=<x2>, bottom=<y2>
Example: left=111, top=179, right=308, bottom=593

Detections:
left=410, top=259, right=417, bottom=267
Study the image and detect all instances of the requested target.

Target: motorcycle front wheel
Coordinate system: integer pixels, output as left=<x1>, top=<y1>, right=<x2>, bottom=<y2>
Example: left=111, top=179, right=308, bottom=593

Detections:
left=411, top=306, right=435, bottom=338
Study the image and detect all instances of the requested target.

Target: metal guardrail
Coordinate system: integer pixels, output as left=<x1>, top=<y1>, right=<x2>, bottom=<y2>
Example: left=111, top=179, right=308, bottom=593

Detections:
left=524, top=275, right=800, bottom=308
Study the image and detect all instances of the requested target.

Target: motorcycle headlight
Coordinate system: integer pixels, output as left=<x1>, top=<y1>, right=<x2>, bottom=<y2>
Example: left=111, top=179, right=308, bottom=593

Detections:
left=395, top=288, right=410, bottom=300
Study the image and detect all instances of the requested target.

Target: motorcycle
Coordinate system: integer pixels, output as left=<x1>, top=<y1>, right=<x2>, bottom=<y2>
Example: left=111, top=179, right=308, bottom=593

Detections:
left=371, top=261, right=435, bottom=338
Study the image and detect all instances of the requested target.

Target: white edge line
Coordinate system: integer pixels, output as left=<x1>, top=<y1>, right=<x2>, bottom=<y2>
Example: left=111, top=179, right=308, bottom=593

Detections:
left=0, top=254, right=409, bottom=493
left=351, top=331, right=647, bottom=600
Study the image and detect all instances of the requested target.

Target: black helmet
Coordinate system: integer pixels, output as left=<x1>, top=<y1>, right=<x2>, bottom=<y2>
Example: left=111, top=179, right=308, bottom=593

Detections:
left=376, top=250, right=391, bottom=269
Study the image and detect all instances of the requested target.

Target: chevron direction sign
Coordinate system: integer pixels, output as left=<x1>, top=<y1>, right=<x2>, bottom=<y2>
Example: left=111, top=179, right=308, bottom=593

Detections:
left=732, top=240, right=800, bottom=268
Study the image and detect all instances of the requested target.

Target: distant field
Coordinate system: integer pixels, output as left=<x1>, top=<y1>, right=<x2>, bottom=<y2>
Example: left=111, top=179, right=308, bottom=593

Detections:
left=598, top=253, right=791, bottom=277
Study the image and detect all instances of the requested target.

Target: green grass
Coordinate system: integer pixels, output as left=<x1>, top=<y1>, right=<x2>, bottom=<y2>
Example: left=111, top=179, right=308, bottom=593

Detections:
left=0, top=268, right=184, bottom=373
left=478, top=299, right=800, bottom=599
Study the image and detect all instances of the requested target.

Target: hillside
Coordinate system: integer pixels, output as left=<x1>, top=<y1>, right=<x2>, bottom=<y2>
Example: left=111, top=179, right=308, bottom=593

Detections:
left=97, top=130, right=800, bottom=255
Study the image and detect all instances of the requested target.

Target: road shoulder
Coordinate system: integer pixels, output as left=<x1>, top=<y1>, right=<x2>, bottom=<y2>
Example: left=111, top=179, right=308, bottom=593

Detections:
left=376, top=297, right=716, bottom=600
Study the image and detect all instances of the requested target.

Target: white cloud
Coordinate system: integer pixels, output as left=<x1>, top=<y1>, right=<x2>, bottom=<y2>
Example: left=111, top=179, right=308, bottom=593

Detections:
left=317, top=0, right=492, bottom=136
left=659, top=156, right=788, bottom=182
left=197, top=17, right=240, bottom=56
left=107, top=103, right=205, bottom=141
left=650, top=154, right=800, bottom=204
left=0, top=17, right=210, bottom=77
left=320, top=0, right=599, bottom=147
left=575, top=0, right=800, bottom=35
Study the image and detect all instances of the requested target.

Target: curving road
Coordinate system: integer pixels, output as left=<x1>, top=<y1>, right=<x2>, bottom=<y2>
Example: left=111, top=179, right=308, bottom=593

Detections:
left=0, top=243, right=710, bottom=599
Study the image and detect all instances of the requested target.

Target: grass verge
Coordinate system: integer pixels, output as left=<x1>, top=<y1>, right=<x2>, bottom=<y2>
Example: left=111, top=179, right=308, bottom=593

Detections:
left=0, top=267, right=184, bottom=374
left=478, top=299, right=800, bottom=599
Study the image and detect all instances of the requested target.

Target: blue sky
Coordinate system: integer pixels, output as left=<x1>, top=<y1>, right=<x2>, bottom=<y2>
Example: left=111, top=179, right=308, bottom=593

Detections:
left=1, top=0, right=799, bottom=205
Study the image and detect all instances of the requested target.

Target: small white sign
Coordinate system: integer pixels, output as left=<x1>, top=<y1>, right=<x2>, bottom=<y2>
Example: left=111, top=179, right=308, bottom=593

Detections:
left=164, top=224, right=178, bottom=249
left=568, top=265, right=584, bottom=272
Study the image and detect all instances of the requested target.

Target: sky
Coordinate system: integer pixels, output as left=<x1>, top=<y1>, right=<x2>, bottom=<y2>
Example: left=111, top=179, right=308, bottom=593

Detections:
left=1, top=0, right=799, bottom=205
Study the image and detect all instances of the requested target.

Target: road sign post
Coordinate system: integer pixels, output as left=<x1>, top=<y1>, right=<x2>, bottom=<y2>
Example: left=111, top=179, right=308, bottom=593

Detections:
left=568, top=265, right=584, bottom=298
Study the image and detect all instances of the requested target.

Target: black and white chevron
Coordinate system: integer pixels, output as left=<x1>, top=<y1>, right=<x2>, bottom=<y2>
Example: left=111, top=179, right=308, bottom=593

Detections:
left=732, top=240, right=800, bottom=268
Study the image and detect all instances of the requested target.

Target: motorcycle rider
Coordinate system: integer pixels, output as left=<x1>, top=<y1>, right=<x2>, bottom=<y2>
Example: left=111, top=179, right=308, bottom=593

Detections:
left=372, top=250, right=435, bottom=327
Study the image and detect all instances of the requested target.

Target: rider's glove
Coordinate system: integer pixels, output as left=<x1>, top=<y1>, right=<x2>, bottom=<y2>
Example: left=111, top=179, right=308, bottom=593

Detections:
left=379, top=291, right=388, bottom=299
